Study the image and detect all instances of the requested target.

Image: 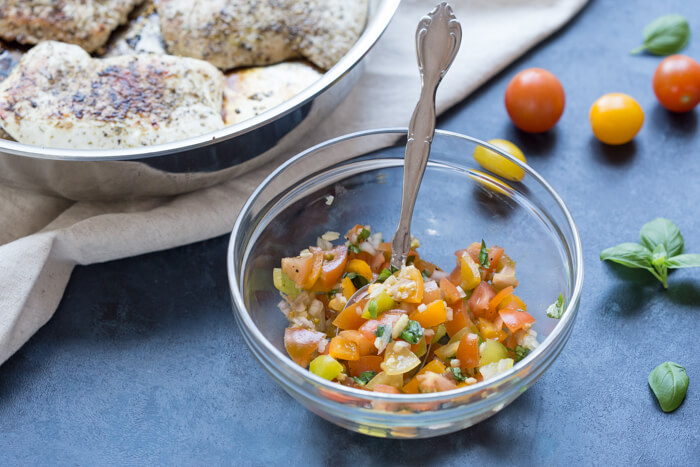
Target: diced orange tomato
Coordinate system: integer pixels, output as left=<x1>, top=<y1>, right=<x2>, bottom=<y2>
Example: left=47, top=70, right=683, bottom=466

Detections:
left=329, top=335, right=359, bottom=361
left=339, top=330, right=374, bottom=356
left=284, top=327, right=327, bottom=367
left=377, top=242, right=392, bottom=259
left=369, top=252, right=386, bottom=273
left=499, top=308, right=536, bottom=333
left=358, top=312, right=406, bottom=342
left=311, top=246, right=348, bottom=292
left=466, top=242, right=481, bottom=262
left=444, top=300, right=470, bottom=337
left=402, top=359, right=447, bottom=394
left=468, top=282, right=496, bottom=318
left=281, top=251, right=324, bottom=289
left=457, top=333, right=480, bottom=370
left=346, top=259, right=373, bottom=282
left=348, top=355, right=384, bottom=376
left=422, top=280, right=441, bottom=304
left=488, top=285, right=514, bottom=315
left=448, top=265, right=462, bottom=286
left=439, top=278, right=461, bottom=304
left=332, top=303, right=366, bottom=330
left=373, top=384, right=401, bottom=394
left=410, top=300, right=447, bottom=328
left=499, top=294, right=527, bottom=311
left=477, top=317, right=507, bottom=342
left=485, top=247, right=504, bottom=276
left=341, top=276, right=356, bottom=300
left=402, top=266, right=424, bottom=303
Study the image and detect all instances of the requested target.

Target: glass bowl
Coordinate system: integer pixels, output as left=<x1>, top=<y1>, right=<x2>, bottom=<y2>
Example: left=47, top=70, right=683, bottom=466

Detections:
left=227, top=129, right=583, bottom=438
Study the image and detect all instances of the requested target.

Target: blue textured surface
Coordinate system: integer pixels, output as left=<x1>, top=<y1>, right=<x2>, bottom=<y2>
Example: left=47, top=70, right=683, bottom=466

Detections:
left=2, top=0, right=700, bottom=464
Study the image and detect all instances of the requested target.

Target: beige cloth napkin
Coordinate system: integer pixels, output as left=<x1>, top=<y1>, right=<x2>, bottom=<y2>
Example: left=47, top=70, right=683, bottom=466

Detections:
left=0, top=0, right=587, bottom=365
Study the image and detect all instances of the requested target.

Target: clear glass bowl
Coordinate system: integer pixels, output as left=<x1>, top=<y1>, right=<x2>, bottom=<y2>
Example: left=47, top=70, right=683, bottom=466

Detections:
left=227, top=129, right=583, bottom=438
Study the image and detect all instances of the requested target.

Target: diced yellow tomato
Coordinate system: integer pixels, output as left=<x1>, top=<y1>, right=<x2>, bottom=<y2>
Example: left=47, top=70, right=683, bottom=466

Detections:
left=309, top=355, right=344, bottom=380
left=348, top=355, right=383, bottom=377
left=365, top=371, right=403, bottom=390
left=434, top=341, right=460, bottom=361
left=402, top=359, right=447, bottom=394
left=410, top=337, right=427, bottom=358
left=479, top=340, right=508, bottom=367
left=498, top=308, right=536, bottom=333
left=361, top=291, right=395, bottom=319
left=422, top=280, right=441, bottom=304
left=457, top=333, right=480, bottom=370
left=410, top=300, right=448, bottom=328
left=284, top=327, right=327, bottom=367
left=468, top=282, right=496, bottom=319
left=381, top=342, right=421, bottom=375
left=332, top=303, right=365, bottom=330
left=346, top=259, right=373, bottom=281
left=329, top=335, right=359, bottom=361
left=477, top=317, right=507, bottom=342
left=310, top=246, right=348, bottom=292
left=339, top=330, right=374, bottom=356
left=341, top=276, right=356, bottom=300
left=439, top=277, right=461, bottom=304
left=460, top=254, right=482, bottom=291
left=401, top=266, right=424, bottom=303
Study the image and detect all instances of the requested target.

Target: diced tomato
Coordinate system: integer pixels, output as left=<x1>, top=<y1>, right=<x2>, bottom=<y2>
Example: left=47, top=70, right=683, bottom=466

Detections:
left=422, top=280, right=441, bottom=304
left=310, top=246, right=348, bottom=292
left=284, top=327, right=327, bottom=367
left=358, top=311, right=406, bottom=342
left=348, top=355, right=383, bottom=376
left=439, top=278, right=461, bottom=304
left=448, top=265, right=462, bottom=286
left=402, top=359, right=447, bottom=394
left=372, top=385, right=402, bottom=411
left=499, top=308, right=536, bottom=333
left=499, top=294, right=527, bottom=311
left=329, top=335, right=359, bottom=361
left=410, top=300, right=447, bottom=328
left=457, top=333, right=480, bottom=370
left=373, top=384, right=401, bottom=394
left=332, top=303, right=366, bottom=330
left=402, top=266, right=424, bottom=303
left=444, top=300, right=470, bottom=337
left=339, top=330, right=374, bottom=356
left=281, top=251, right=324, bottom=289
left=488, top=285, right=514, bottom=316
left=468, top=282, right=496, bottom=318
left=485, top=246, right=504, bottom=276
left=466, top=242, right=481, bottom=262
left=477, top=317, right=507, bottom=342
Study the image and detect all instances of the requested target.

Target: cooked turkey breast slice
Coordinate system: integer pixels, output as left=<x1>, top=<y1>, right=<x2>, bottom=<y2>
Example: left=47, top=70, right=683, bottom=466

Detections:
left=0, top=0, right=143, bottom=53
left=0, top=41, right=225, bottom=149
left=157, top=0, right=368, bottom=70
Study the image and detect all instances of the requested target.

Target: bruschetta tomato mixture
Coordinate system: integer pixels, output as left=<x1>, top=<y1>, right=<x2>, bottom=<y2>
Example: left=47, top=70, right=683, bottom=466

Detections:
left=274, top=224, right=539, bottom=395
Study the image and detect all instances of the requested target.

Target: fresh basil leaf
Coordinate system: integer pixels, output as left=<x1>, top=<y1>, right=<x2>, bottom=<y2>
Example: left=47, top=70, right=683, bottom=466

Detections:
left=546, top=293, right=566, bottom=319
left=479, top=239, right=490, bottom=268
left=400, top=320, right=423, bottom=344
left=640, top=218, right=684, bottom=258
left=600, top=242, right=652, bottom=269
left=348, top=244, right=361, bottom=254
left=353, top=371, right=376, bottom=386
left=648, top=361, right=689, bottom=412
left=450, top=367, right=468, bottom=382
left=376, top=268, right=393, bottom=283
left=631, top=14, right=690, bottom=56
left=514, top=345, right=531, bottom=362
left=344, top=272, right=369, bottom=289
left=666, top=253, right=700, bottom=269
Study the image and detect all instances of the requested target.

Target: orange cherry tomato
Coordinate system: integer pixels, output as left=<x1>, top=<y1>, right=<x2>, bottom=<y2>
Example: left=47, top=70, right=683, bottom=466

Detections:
left=504, top=68, right=565, bottom=133
left=589, top=93, right=644, bottom=145
left=652, top=55, right=700, bottom=112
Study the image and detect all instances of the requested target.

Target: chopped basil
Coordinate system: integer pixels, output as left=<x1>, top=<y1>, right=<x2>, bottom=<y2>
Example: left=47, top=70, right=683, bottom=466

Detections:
left=344, top=272, right=368, bottom=289
left=376, top=268, right=393, bottom=283
left=514, top=345, right=531, bottom=362
left=421, top=269, right=431, bottom=279
left=400, top=320, right=423, bottom=344
left=348, top=244, right=361, bottom=254
left=374, top=324, right=391, bottom=340
left=367, top=299, right=378, bottom=319
left=479, top=239, right=490, bottom=268
left=450, top=367, right=468, bottom=382
left=390, top=265, right=399, bottom=273
left=546, top=293, right=566, bottom=319
left=353, top=371, right=377, bottom=386
left=358, top=228, right=371, bottom=241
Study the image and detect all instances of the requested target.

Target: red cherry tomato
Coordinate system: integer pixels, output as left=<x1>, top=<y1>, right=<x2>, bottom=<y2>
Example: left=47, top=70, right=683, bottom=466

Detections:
left=504, top=68, right=565, bottom=133
left=652, top=55, right=700, bottom=112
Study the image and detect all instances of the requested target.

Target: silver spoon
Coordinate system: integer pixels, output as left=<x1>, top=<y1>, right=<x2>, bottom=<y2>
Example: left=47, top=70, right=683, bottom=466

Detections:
left=342, top=2, right=462, bottom=311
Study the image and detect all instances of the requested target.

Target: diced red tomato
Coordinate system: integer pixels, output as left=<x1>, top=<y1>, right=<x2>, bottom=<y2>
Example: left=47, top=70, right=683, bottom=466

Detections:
left=348, top=355, right=383, bottom=376
left=444, top=300, right=470, bottom=337
left=457, top=333, right=479, bottom=370
left=499, top=308, right=536, bottom=333
left=284, top=327, right=327, bottom=367
left=468, top=282, right=496, bottom=318
left=281, top=251, right=324, bottom=289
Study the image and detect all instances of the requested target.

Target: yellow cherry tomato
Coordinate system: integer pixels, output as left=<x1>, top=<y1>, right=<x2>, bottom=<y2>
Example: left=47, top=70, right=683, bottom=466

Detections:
left=473, top=139, right=527, bottom=182
left=589, top=93, right=644, bottom=145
